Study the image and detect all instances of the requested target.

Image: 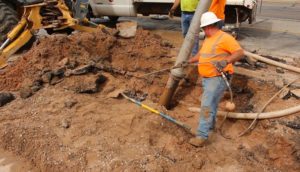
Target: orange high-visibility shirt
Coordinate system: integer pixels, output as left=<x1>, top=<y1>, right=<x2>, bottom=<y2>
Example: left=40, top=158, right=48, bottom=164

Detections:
left=209, top=0, right=226, bottom=20
left=197, top=30, right=242, bottom=78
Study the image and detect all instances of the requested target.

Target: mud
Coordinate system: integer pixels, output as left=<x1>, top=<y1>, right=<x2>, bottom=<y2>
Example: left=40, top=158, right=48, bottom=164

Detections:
left=0, top=27, right=299, bottom=171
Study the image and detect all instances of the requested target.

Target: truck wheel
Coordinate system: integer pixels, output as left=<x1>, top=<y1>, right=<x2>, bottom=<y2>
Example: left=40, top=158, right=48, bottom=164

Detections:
left=248, top=3, right=257, bottom=24
left=108, top=16, right=119, bottom=22
left=0, top=0, right=19, bottom=44
left=45, top=28, right=74, bottom=35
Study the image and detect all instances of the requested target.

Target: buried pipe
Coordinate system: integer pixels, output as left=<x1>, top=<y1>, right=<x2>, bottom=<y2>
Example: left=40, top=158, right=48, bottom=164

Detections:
left=188, top=105, right=300, bottom=119
left=245, top=51, right=300, bottom=73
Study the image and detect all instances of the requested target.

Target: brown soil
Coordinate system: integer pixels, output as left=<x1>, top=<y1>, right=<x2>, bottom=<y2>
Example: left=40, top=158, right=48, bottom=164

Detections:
left=0, top=28, right=299, bottom=171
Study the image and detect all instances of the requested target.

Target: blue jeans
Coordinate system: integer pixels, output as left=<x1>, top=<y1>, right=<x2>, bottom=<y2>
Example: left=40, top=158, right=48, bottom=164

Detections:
left=197, top=76, right=227, bottom=139
left=181, top=12, right=199, bottom=56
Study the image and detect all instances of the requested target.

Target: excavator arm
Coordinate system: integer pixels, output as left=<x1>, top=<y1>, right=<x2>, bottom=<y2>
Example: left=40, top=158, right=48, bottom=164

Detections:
left=0, top=0, right=103, bottom=68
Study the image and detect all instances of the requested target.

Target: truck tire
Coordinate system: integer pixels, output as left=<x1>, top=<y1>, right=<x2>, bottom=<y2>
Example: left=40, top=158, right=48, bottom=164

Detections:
left=0, top=0, right=19, bottom=44
left=108, top=16, right=119, bottom=22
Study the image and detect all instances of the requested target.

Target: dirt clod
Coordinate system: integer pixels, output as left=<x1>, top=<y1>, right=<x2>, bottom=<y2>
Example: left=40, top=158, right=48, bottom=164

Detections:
left=192, top=157, right=205, bottom=169
left=0, top=92, right=15, bottom=107
left=72, top=74, right=106, bottom=94
left=64, top=100, right=78, bottom=109
left=276, top=67, right=285, bottom=73
left=116, top=21, right=137, bottom=38
left=61, top=119, right=71, bottom=129
left=19, top=87, right=33, bottom=99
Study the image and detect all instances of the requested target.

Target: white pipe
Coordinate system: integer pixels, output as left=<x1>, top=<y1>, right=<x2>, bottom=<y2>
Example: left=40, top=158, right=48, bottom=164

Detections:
left=188, top=105, right=300, bottom=119
left=244, top=51, right=300, bottom=73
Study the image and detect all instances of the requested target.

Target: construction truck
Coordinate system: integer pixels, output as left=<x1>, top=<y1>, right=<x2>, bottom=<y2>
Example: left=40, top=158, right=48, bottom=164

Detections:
left=224, top=0, right=258, bottom=34
left=88, top=0, right=258, bottom=25
left=88, top=0, right=178, bottom=21
left=0, top=0, right=101, bottom=68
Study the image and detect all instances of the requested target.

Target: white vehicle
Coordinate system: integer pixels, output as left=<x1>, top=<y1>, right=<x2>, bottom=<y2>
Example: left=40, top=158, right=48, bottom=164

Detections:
left=225, top=0, right=258, bottom=25
left=89, top=0, right=175, bottom=21
left=89, top=0, right=258, bottom=25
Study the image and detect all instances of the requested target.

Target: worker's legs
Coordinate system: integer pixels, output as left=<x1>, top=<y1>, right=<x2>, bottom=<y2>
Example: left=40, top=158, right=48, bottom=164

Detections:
left=181, top=12, right=199, bottom=56
left=181, top=13, right=191, bottom=36
left=197, top=77, right=226, bottom=139
left=191, top=32, right=199, bottom=56
left=210, top=82, right=226, bottom=130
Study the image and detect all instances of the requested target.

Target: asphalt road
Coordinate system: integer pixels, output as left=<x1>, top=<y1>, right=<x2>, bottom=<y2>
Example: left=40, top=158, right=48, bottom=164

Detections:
left=258, top=1, right=300, bottom=21
left=239, top=1, right=300, bottom=58
left=115, top=1, right=300, bottom=58
left=44, top=0, right=300, bottom=59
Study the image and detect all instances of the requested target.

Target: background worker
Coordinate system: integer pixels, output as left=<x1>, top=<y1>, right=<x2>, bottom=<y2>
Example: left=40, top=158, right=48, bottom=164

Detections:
left=209, top=0, right=227, bottom=28
left=169, top=0, right=227, bottom=84
left=169, top=0, right=227, bottom=43
left=187, top=12, right=244, bottom=147
left=169, top=0, right=200, bottom=56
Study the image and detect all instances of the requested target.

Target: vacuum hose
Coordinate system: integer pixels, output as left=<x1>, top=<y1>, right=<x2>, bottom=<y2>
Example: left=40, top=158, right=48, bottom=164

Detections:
left=188, top=78, right=300, bottom=120
left=245, top=51, right=300, bottom=73
left=189, top=105, right=300, bottom=119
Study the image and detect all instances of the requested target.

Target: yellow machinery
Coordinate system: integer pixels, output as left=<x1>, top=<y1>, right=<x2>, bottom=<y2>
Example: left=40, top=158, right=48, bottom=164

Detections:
left=0, top=0, right=103, bottom=68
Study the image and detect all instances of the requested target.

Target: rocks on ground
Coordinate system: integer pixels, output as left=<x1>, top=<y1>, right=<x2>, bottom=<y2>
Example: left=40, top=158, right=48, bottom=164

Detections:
left=116, top=21, right=138, bottom=38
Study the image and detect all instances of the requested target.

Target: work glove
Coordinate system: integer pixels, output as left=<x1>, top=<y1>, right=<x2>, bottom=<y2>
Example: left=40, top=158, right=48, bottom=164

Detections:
left=211, top=60, right=228, bottom=72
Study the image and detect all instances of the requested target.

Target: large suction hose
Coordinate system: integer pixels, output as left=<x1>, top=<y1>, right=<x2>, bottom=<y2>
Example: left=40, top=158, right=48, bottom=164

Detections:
left=188, top=105, right=300, bottom=119
left=189, top=78, right=300, bottom=120
left=245, top=51, right=300, bottom=73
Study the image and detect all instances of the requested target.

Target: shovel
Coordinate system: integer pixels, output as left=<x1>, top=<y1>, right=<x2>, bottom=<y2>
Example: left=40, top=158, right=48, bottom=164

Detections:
left=108, top=89, right=194, bottom=135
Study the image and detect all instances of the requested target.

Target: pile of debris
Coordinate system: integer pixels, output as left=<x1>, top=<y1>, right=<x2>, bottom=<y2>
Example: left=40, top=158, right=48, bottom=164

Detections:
left=0, top=28, right=173, bottom=100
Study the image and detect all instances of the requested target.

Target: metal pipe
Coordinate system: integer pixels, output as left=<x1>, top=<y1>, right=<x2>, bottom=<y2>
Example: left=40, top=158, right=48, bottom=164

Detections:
left=159, top=0, right=212, bottom=109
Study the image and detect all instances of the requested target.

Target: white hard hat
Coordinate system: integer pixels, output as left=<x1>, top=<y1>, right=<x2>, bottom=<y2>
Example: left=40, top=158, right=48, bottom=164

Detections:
left=200, top=12, right=221, bottom=28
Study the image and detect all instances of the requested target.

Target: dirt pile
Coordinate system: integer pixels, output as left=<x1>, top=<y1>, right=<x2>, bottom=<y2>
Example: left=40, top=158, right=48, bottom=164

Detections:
left=110, top=29, right=172, bottom=72
left=0, top=28, right=172, bottom=93
left=0, top=28, right=175, bottom=171
left=0, top=29, right=111, bottom=91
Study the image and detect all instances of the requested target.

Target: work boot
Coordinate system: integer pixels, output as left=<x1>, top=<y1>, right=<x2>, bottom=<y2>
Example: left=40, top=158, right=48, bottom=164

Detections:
left=188, top=137, right=206, bottom=147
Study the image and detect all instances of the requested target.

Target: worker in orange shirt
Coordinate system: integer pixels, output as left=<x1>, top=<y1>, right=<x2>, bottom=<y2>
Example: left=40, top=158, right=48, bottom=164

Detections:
left=187, top=12, right=244, bottom=147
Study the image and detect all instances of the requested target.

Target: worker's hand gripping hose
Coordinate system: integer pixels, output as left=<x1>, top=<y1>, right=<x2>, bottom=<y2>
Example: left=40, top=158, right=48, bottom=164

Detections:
left=210, top=61, right=234, bottom=104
